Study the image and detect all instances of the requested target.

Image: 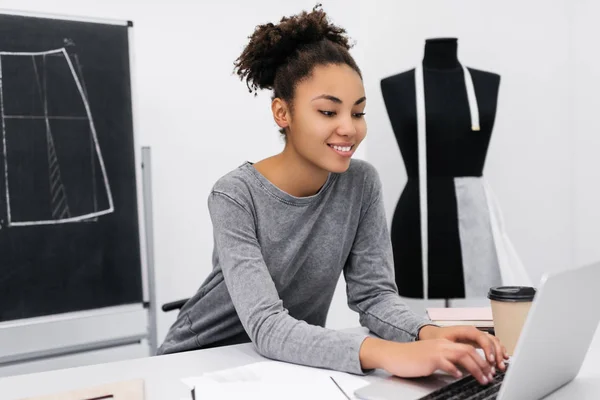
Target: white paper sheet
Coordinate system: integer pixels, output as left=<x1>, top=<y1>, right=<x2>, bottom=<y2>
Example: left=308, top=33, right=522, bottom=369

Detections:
left=181, top=360, right=370, bottom=399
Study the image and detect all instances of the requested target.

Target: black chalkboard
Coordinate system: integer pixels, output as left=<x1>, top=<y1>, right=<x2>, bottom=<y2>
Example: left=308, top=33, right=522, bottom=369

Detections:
left=0, top=13, right=143, bottom=322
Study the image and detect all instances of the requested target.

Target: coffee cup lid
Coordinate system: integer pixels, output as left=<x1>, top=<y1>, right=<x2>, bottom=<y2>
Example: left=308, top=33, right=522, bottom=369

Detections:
left=488, top=286, right=536, bottom=302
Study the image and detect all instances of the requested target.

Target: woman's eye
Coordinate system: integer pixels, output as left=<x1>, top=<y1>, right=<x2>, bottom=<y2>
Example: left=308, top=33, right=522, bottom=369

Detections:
left=319, top=110, right=365, bottom=118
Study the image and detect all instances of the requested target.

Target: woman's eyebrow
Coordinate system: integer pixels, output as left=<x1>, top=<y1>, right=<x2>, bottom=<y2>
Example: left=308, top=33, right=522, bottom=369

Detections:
left=311, top=94, right=366, bottom=105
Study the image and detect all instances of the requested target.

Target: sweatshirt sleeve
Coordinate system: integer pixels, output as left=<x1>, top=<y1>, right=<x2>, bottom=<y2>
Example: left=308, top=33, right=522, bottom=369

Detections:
left=343, top=168, right=436, bottom=342
left=208, top=190, right=370, bottom=375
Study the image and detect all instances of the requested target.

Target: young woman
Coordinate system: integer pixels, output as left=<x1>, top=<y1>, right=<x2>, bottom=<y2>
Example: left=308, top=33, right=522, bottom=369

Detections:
left=158, top=6, right=507, bottom=385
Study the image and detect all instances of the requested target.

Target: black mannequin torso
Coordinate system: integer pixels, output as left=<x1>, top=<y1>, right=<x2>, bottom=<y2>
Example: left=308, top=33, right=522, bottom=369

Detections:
left=381, top=38, right=501, bottom=299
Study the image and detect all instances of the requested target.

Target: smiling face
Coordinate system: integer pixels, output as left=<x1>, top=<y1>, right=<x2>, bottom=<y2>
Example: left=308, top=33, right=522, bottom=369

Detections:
left=272, top=63, right=367, bottom=174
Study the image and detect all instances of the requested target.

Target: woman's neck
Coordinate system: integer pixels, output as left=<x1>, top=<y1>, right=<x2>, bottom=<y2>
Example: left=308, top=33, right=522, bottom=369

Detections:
left=422, top=38, right=460, bottom=70
left=253, top=148, right=329, bottom=198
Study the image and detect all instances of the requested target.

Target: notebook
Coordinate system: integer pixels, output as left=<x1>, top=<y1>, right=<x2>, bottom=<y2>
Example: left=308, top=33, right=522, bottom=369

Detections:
left=426, top=307, right=494, bottom=330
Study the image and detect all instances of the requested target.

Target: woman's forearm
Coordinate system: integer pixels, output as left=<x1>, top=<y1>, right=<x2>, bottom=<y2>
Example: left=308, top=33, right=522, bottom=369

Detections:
left=358, top=336, right=389, bottom=370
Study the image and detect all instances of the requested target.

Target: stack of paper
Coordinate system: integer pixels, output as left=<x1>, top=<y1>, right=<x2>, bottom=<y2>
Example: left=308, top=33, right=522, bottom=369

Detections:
left=181, top=360, right=370, bottom=400
left=426, top=307, right=494, bottom=330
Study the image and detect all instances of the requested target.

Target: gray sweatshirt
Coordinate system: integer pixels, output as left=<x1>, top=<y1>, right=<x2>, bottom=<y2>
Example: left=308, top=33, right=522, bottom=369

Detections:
left=157, top=159, right=433, bottom=374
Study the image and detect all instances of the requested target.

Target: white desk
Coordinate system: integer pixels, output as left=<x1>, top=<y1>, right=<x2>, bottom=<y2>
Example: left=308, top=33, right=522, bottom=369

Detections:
left=1, top=327, right=599, bottom=400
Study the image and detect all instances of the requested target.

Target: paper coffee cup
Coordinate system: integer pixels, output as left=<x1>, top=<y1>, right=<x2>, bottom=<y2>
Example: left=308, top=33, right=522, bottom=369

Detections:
left=487, top=286, right=536, bottom=356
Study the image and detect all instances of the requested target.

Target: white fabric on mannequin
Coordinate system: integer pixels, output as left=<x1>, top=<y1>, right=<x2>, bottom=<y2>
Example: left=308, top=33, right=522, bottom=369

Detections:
left=483, top=180, right=532, bottom=286
left=414, top=64, right=429, bottom=303
left=414, top=63, right=530, bottom=303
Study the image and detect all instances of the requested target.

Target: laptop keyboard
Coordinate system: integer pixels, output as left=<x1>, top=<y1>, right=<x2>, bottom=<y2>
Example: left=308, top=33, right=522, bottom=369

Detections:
left=417, top=365, right=508, bottom=400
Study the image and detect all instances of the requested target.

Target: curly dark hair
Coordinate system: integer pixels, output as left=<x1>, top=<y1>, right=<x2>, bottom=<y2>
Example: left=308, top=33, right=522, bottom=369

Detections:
left=233, top=4, right=362, bottom=135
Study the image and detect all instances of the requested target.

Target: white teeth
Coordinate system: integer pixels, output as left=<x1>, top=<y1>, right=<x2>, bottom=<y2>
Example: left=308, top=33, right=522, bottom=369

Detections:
left=332, top=145, right=352, bottom=152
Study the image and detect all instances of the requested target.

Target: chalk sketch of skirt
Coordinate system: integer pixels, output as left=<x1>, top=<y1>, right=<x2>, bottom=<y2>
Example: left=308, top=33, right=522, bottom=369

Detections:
left=0, top=48, right=114, bottom=227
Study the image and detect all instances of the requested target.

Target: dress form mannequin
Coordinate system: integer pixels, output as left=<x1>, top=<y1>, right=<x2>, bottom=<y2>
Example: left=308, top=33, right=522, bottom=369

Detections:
left=380, top=38, right=505, bottom=301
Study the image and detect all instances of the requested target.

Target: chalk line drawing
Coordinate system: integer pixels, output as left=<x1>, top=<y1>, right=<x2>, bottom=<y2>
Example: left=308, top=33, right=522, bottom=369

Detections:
left=0, top=48, right=113, bottom=227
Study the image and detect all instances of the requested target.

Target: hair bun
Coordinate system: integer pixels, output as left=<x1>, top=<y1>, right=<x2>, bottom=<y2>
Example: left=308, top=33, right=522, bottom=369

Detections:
left=234, top=4, right=353, bottom=94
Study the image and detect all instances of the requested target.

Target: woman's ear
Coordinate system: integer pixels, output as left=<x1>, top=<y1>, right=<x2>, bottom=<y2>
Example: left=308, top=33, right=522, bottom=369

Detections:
left=271, top=98, right=290, bottom=130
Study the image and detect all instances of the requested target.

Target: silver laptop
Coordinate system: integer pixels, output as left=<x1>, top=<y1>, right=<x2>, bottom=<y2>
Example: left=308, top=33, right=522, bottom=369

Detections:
left=355, top=261, right=600, bottom=400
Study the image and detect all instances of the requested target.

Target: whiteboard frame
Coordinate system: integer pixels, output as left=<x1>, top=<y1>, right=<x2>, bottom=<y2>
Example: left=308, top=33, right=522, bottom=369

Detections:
left=0, top=8, right=130, bottom=26
left=0, top=9, right=156, bottom=371
left=0, top=305, right=148, bottom=366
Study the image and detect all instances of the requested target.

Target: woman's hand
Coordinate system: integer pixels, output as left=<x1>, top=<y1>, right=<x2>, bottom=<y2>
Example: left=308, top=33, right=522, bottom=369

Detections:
left=359, top=336, right=497, bottom=385
left=418, top=325, right=509, bottom=371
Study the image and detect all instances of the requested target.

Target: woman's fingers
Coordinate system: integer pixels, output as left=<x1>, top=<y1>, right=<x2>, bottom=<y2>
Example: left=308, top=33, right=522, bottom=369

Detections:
left=468, top=346, right=494, bottom=381
left=475, top=331, right=505, bottom=370
left=460, top=328, right=498, bottom=367
left=487, top=333, right=507, bottom=370
left=477, top=333, right=497, bottom=366
left=448, top=344, right=493, bottom=385
left=437, top=358, right=463, bottom=379
left=460, top=328, right=507, bottom=371
left=458, top=354, right=489, bottom=385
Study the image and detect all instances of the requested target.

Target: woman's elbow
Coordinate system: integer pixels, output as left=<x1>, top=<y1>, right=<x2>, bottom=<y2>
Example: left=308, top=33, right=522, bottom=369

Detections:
left=246, top=313, right=282, bottom=358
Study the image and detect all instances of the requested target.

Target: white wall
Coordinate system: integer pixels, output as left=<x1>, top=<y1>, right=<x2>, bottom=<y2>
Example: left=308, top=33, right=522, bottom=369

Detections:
left=2, top=0, right=598, bottom=374
left=572, top=0, right=600, bottom=268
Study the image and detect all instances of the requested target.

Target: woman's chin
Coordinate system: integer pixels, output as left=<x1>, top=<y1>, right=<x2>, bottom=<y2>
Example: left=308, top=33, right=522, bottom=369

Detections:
left=323, top=158, right=352, bottom=174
